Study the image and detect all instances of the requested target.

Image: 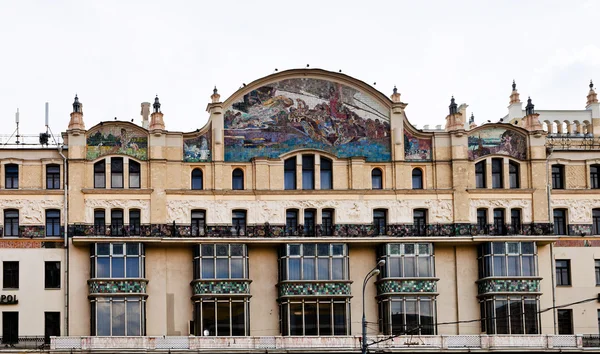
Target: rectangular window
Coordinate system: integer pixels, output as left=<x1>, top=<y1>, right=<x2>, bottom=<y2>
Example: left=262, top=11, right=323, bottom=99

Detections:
left=413, top=210, right=427, bottom=236
left=302, top=155, right=315, bottom=190
left=475, top=162, right=486, bottom=188
left=284, top=157, right=296, bottom=190
left=45, top=261, right=61, bottom=289
left=195, top=299, right=249, bottom=336
left=558, top=309, right=573, bottom=335
left=478, top=242, right=537, bottom=278
left=3, top=210, right=19, bottom=237
left=594, top=209, right=600, bottom=235
left=320, top=158, right=333, bottom=190
left=282, top=244, right=347, bottom=281
left=477, top=209, right=488, bottom=233
left=480, top=296, right=539, bottom=334
left=384, top=243, right=434, bottom=278
left=510, top=209, right=522, bottom=234
left=552, top=165, right=564, bottom=189
left=556, top=260, right=571, bottom=286
left=111, top=158, right=124, bottom=188
left=596, top=260, right=600, bottom=286
left=493, top=209, right=505, bottom=235
left=373, top=209, right=387, bottom=236
left=4, top=164, right=18, bottom=189
left=3, top=261, right=19, bottom=289
left=492, top=158, right=503, bottom=188
left=94, top=160, right=106, bottom=188
left=322, top=210, right=334, bottom=236
left=232, top=210, right=246, bottom=236
left=44, top=312, right=60, bottom=344
left=304, top=210, right=315, bottom=236
left=553, top=209, right=567, bottom=235
left=193, top=244, right=247, bottom=280
left=111, top=209, right=124, bottom=236
left=94, top=210, right=105, bottom=235
left=381, top=297, right=436, bottom=335
left=129, top=210, right=141, bottom=236
left=191, top=210, right=205, bottom=237
left=46, top=209, right=61, bottom=237
left=91, top=243, right=144, bottom=279
left=286, top=210, right=299, bottom=236
left=592, top=166, right=600, bottom=189
left=2, top=312, right=18, bottom=344
left=46, top=164, right=60, bottom=189
left=509, top=162, right=520, bottom=189
left=281, top=299, right=348, bottom=336
left=92, top=297, right=144, bottom=336
left=129, top=161, right=140, bottom=188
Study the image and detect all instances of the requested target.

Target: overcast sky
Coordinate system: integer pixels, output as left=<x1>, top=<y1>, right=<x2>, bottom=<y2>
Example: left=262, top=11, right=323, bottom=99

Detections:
left=1, top=0, right=599, bottom=139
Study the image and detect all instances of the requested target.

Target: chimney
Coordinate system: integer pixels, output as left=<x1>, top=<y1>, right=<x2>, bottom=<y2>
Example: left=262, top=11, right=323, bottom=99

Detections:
left=141, top=102, right=151, bottom=129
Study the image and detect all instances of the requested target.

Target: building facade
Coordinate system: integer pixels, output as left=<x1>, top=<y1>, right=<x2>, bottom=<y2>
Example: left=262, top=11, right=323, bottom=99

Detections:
left=1, top=69, right=600, bottom=351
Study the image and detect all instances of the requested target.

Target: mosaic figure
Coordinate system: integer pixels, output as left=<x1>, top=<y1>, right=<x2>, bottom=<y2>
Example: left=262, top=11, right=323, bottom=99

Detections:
left=184, top=125, right=212, bottom=162
left=404, top=130, right=432, bottom=160
left=468, top=127, right=527, bottom=160
left=86, top=124, right=148, bottom=160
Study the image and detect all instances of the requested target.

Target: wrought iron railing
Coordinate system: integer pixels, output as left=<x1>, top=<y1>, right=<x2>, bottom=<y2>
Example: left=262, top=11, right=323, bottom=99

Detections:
left=0, top=336, right=46, bottom=349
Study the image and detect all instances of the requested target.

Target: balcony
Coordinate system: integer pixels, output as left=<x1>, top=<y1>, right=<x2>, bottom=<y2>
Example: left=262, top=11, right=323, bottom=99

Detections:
left=0, top=225, right=64, bottom=238
left=476, top=277, right=542, bottom=296
left=51, top=335, right=597, bottom=351
left=0, top=336, right=45, bottom=349
left=191, top=279, right=251, bottom=298
left=88, top=279, right=148, bottom=297
left=278, top=280, right=352, bottom=298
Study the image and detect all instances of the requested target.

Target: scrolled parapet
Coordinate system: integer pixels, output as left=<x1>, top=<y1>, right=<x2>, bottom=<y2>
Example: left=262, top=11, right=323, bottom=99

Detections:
left=191, top=280, right=251, bottom=297
left=476, top=278, right=541, bottom=296
left=376, top=279, right=438, bottom=295
left=88, top=279, right=148, bottom=296
left=278, top=281, right=352, bottom=298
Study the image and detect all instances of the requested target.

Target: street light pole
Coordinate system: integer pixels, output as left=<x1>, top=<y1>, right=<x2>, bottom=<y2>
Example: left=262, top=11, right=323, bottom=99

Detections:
left=362, top=259, right=385, bottom=354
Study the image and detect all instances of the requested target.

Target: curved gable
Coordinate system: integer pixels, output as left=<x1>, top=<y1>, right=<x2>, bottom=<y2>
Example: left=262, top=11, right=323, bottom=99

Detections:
left=183, top=123, right=212, bottom=162
left=86, top=121, right=148, bottom=161
left=223, top=70, right=391, bottom=162
left=403, top=121, right=433, bottom=161
left=467, top=124, right=528, bottom=160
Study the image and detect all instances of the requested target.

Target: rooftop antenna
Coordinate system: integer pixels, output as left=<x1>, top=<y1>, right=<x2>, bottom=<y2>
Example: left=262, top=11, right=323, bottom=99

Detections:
left=41, top=102, right=58, bottom=146
left=15, top=108, right=20, bottom=144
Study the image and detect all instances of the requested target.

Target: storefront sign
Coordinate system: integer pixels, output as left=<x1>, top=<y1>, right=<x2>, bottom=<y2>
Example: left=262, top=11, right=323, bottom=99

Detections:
left=0, top=295, right=17, bottom=304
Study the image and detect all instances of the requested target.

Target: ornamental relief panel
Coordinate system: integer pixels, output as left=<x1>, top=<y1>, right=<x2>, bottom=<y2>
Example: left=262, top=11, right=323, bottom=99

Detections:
left=0, top=199, right=64, bottom=225
left=167, top=199, right=453, bottom=225
left=84, top=199, right=150, bottom=223
left=551, top=199, right=600, bottom=223
left=469, top=199, right=532, bottom=223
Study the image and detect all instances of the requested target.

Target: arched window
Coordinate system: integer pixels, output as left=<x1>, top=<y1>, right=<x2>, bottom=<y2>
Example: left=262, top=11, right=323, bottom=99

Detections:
left=412, top=168, right=423, bottom=189
left=284, top=157, right=296, bottom=190
left=94, top=160, right=106, bottom=188
left=475, top=161, right=486, bottom=188
left=491, top=158, right=503, bottom=189
left=302, top=155, right=315, bottom=190
left=320, top=157, right=333, bottom=190
left=509, top=161, right=520, bottom=189
left=591, top=165, right=600, bottom=189
left=191, top=168, right=203, bottom=190
left=372, top=168, right=383, bottom=190
left=111, top=157, right=124, bottom=188
left=232, top=169, right=244, bottom=190
left=552, top=165, right=565, bottom=189
left=129, top=160, right=141, bottom=189
left=4, top=164, right=18, bottom=189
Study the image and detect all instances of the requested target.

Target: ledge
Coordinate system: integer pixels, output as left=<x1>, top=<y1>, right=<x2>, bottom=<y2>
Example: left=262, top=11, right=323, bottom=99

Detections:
left=476, top=277, right=542, bottom=296
left=82, top=188, right=154, bottom=194
left=466, top=188, right=535, bottom=194
left=190, top=279, right=252, bottom=298
left=278, top=280, right=352, bottom=298
left=0, top=189, right=64, bottom=195
left=376, top=278, right=439, bottom=296
left=164, top=189, right=455, bottom=196
left=551, top=189, right=600, bottom=195
left=88, top=278, right=148, bottom=297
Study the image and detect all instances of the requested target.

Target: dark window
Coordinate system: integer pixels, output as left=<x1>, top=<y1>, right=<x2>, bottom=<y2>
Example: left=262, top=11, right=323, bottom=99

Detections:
left=3, top=261, right=19, bottom=288
left=111, top=209, right=124, bottom=236
left=493, top=209, right=505, bottom=235
left=46, top=164, right=60, bottom=189
left=374, top=209, right=387, bottom=235
left=594, top=209, right=600, bottom=236
left=129, top=161, right=140, bottom=188
left=556, top=260, right=571, bottom=286
left=492, top=158, right=503, bottom=188
left=193, top=244, right=248, bottom=280
left=191, top=210, right=206, bottom=236
left=281, top=299, right=348, bottom=336
left=592, top=165, right=600, bottom=189
left=383, top=243, right=434, bottom=278
left=129, top=210, right=141, bottom=236
left=558, top=309, right=573, bottom=335
left=510, top=209, right=522, bottom=234
left=412, top=169, right=423, bottom=189
left=302, top=155, right=315, bottom=190
left=380, top=296, right=436, bottom=335
left=478, top=242, right=537, bottom=278
left=284, top=157, right=296, bottom=190
left=477, top=209, right=488, bottom=233
left=281, top=243, right=347, bottom=281
left=372, top=168, right=383, bottom=190
left=413, top=209, right=427, bottom=235
left=304, top=209, right=315, bottom=236
left=91, top=297, right=144, bottom=336
left=194, top=299, right=249, bottom=336
left=45, top=261, right=61, bottom=289
left=552, top=165, right=565, bottom=189
left=91, top=243, right=144, bottom=279
left=44, top=312, right=60, bottom=344
left=322, top=209, right=334, bottom=236
left=596, top=260, right=600, bottom=286
left=2, top=312, right=18, bottom=345
left=232, top=169, right=244, bottom=190
left=320, top=158, right=333, bottom=190
left=4, top=210, right=19, bottom=237
left=475, top=161, right=486, bottom=188
left=46, top=209, right=61, bottom=237
left=111, top=158, right=124, bottom=188
left=553, top=209, right=567, bottom=235
left=509, top=161, right=520, bottom=189
left=479, top=296, right=539, bottom=334
left=94, top=210, right=106, bottom=235
left=232, top=210, right=246, bottom=236
left=4, top=164, right=18, bottom=189
left=286, top=210, right=299, bottom=235
left=191, top=168, right=203, bottom=190
left=94, top=160, right=106, bottom=188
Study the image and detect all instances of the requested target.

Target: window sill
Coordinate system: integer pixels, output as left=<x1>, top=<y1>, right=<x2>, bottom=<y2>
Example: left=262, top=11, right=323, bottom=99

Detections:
left=2, top=288, right=19, bottom=291
left=44, top=287, right=61, bottom=290
left=82, top=188, right=154, bottom=194
left=0, top=189, right=64, bottom=195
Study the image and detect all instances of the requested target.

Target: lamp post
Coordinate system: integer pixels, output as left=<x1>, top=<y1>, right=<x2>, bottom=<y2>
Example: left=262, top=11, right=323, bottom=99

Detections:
left=362, top=259, right=385, bottom=354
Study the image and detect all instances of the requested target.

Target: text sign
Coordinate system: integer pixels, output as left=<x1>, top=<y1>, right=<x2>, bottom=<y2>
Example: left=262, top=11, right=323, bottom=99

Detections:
left=0, top=295, right=17, bottom=304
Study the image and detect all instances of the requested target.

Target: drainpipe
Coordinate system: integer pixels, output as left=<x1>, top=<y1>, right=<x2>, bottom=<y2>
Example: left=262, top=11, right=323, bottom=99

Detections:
left=58, top=145, right=69, bottom=336
left=546, top=147, right=557, bottom=335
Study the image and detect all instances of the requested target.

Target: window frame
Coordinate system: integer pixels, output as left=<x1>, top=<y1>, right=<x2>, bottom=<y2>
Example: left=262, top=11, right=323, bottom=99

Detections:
left=191, top=168, right=203, bottom=190
left=90, top=243, right=145, bottom=279
left=479, top=295, right=539, bottom=334
left=552, top=164, right=565, bottom=189
left=373, top=209, right=387, bottom=235
left=304, top=209, right=316, bottom=236
left=302, top=155, right=315, bottom=190
left=413, top=209, right=427, bottom=236
left=478, top=242, right=537, bottom=278
left=194, top=298, right=249, bottom=336
left=94, top=160, right=106, bottom=189
left=232, top=168, right=244, bottom=190
left=193, top=244, right=248, bottom=280
left=509, top=161, right=520, bottom=189
left=321, top=209, right=334, bottom=236
left=3, top=261, right=19, bottom=289
left=45, top=209, right=61, bottom=237
left=111, top=157, right=124, bottom=189
left=45, top=261, right=61, bottom=289
left=593, top=209, right=600, bottom=235
left=3, top=209, right=19, bottom=237
left=371, top=168, right=383, bottom=190
left=379, top=296, right=436, bottom=335
left=280, top=243, right=348, bottom=281
left=129, top=160, right=141, bottom=189
left=412, top=168, right=423, bottom=190
left=591, top=164, right=600, bottom=189
left=383, top=243, right=434, bottom=278
left=553, top=209, right=568, bottom=235
left=280, top=298, right=349, bottom=336
left=232, top=210, right=246, bottom=236
left=320, top=157, right=333, bottom=190
left=475, top=161, right=486, bottom=188
left=555, top=259, right=571, bottom=286
left=4, top=164, right=18, bottom=189
left=91, top=296, right=145, bottom=336
left=557, top=309, right=574, bottom=335
left=191, top=210, right=206, bottom=237
left=284, top=157, right=297, bottom=190
left=46, top=164, right=61, bottom=190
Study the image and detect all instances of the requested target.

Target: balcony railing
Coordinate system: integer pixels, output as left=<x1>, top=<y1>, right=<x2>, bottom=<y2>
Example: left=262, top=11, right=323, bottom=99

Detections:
left=1, top=336, right=45, bottom=349
left=0, top=225, right=64, bottom=238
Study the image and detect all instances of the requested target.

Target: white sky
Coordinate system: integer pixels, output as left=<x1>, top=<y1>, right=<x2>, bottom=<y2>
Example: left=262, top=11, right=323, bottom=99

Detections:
left=1, top=0, right=599, bottom=137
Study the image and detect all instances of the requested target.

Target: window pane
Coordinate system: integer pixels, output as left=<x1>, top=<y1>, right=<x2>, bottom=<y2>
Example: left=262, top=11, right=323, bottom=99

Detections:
left=216, top=301, right=230, bottom=336
left=202, top=259, right=215, bottom=279
left=333, top=302, right=347, bottom=335
left=231, top=301, right=246, bottom=336
left=524, top=300, right=539, bottom=334
left=112, top=300, right=126, bottom=336
left=216, top=259, right=229, bottom=279
left=319, top=302, right=332, bottom=335
left=391, top=301, right=405, bottom=334
left=495, top=299, right=510, bottom=334
left=304, top=302, right=317, bottom=335
left=288, top=259, right=301, bottom=280
left=420, top=300, right=434, bottom=335
left=510, top=298, right=523, bottom=334
left=405, top=300, right=418, bottom=335
left=97, top=301, right=111, bottom=336
left=318, top=258, right=329, bottom=280
left=303, top=258, right=316, bottom=280
left=332, top=258, right=343, bottom=280
left=231, top=259, right=244, bottom=279
left=404, top=257, right=416, bottom=277
left=126, top=258, right=140, bottom=278
left=97, top=258, right=110, bottom=278
left=126, top=300, right=141, bottom=336
left=202, top=301, right=216, bottom=336
left=289, top=303, right=303, bottom=335
left=389, top=257, right=402, bottom=277
left=112, top=257, right=124, bottom=278
left=507, top=256, right=520, bottom=276
left=418, top=257, right=432, bottom=277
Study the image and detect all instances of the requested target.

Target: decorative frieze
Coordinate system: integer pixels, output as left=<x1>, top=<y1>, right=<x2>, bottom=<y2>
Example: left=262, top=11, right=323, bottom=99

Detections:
left=191, top=280, right=251, bottom=297
left=88, top=279, right=148, bottom=296
left=278, top=281, right=351, bottom=297
left=377, top=279, right=437, bottom=295
left=477, top=278, right=541, bottom=295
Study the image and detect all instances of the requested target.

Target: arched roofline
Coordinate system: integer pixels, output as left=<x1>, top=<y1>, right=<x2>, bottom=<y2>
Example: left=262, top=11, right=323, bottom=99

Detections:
left=221, top=68, right=393, bottom=110
left=278, top=148, right=343, bottom=161
left=403, top=112, right=435, bottom=138
left=86, top=121, right=148, bottom=137
left=468, top=122, right=530, bottom=137
left=182, top=122, right=211, bottom=139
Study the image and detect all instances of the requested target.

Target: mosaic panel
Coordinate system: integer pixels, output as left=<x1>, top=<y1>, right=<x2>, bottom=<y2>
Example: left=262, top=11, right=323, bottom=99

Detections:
left=279, top=282, right=351, bottom=297
left=568, top=224, right=592, bottom=236
left=88, top=279, right=148, bottom=295
left=477, top=278, right=540, bottom=295
left=183, top=124, right=212, bottom=162
left=19, top=225, right=46, bottom=238
left=404, top=130, right=432, bottom=161
left=86, top=124, right=148, bottom=160
left=0, top=240, right=45, bottom=248
left=468, top=127, right=527, bottom=160
left=224, top=78, right=391, bottom=162
left=556, top=239, right=600, bottom=247
left=377, top=279, right=437, bottom=294
left=192, top=280, right=250, bottom=296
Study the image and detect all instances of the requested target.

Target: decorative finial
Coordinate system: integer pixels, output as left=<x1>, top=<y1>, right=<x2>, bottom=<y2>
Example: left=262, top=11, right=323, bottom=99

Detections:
left=449, top=96, right=458, bottom=115
left=213, top=86, right=218, bottom=95
left=591, top=80, right=594, bottom=90
left=153, top=95, right=161, bottom=113
left=393, top=86, right=397, bottom=94
left=525, top=96, right=535, bottom=115
left=72, top=94, right=81, bottom=113
left=512, top=80, right=516, bottom=91
left=469, top=112, right=475, bottom=124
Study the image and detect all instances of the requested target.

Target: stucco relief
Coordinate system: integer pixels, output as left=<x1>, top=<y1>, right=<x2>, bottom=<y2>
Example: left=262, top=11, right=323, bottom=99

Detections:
left=551, top=199, right=600, bottom=223
left=84, top=199, right=150, bottom=223
left=0, top=199, right=64, bottom=225
left=167, top=199, right=453, bottom=225
left=469, top=199, right=532, bottom=223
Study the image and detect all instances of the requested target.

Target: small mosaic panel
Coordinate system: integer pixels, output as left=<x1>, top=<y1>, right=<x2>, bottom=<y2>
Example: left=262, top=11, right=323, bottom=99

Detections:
left=183, top=124, right=212, bottom=162
left=279, top=282, right=351, bottom=297
left=19, top=225, right=47, bottom=238
left=89, top=279, right=148, bottom=295
left=377, top=279, right=437, bottom=294
left=404, top=130, right=432, bottom=161
left=192, top=281, right=250, bottom=295
left=568, top=224, right=592, bottom=236
left=477, top=279, right=540, bottom=295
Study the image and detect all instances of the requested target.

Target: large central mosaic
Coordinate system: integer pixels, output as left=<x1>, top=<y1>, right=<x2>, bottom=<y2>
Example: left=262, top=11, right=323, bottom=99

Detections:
left=468, top=127, right=527, bottom=160
left=86, top=124, right=148, bottom=161
left=224, top=78, right=391, bottom=162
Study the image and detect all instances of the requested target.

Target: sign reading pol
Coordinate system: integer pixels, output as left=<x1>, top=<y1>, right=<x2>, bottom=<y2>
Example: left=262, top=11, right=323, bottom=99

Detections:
left=0, top=295, right=17, bottom=304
